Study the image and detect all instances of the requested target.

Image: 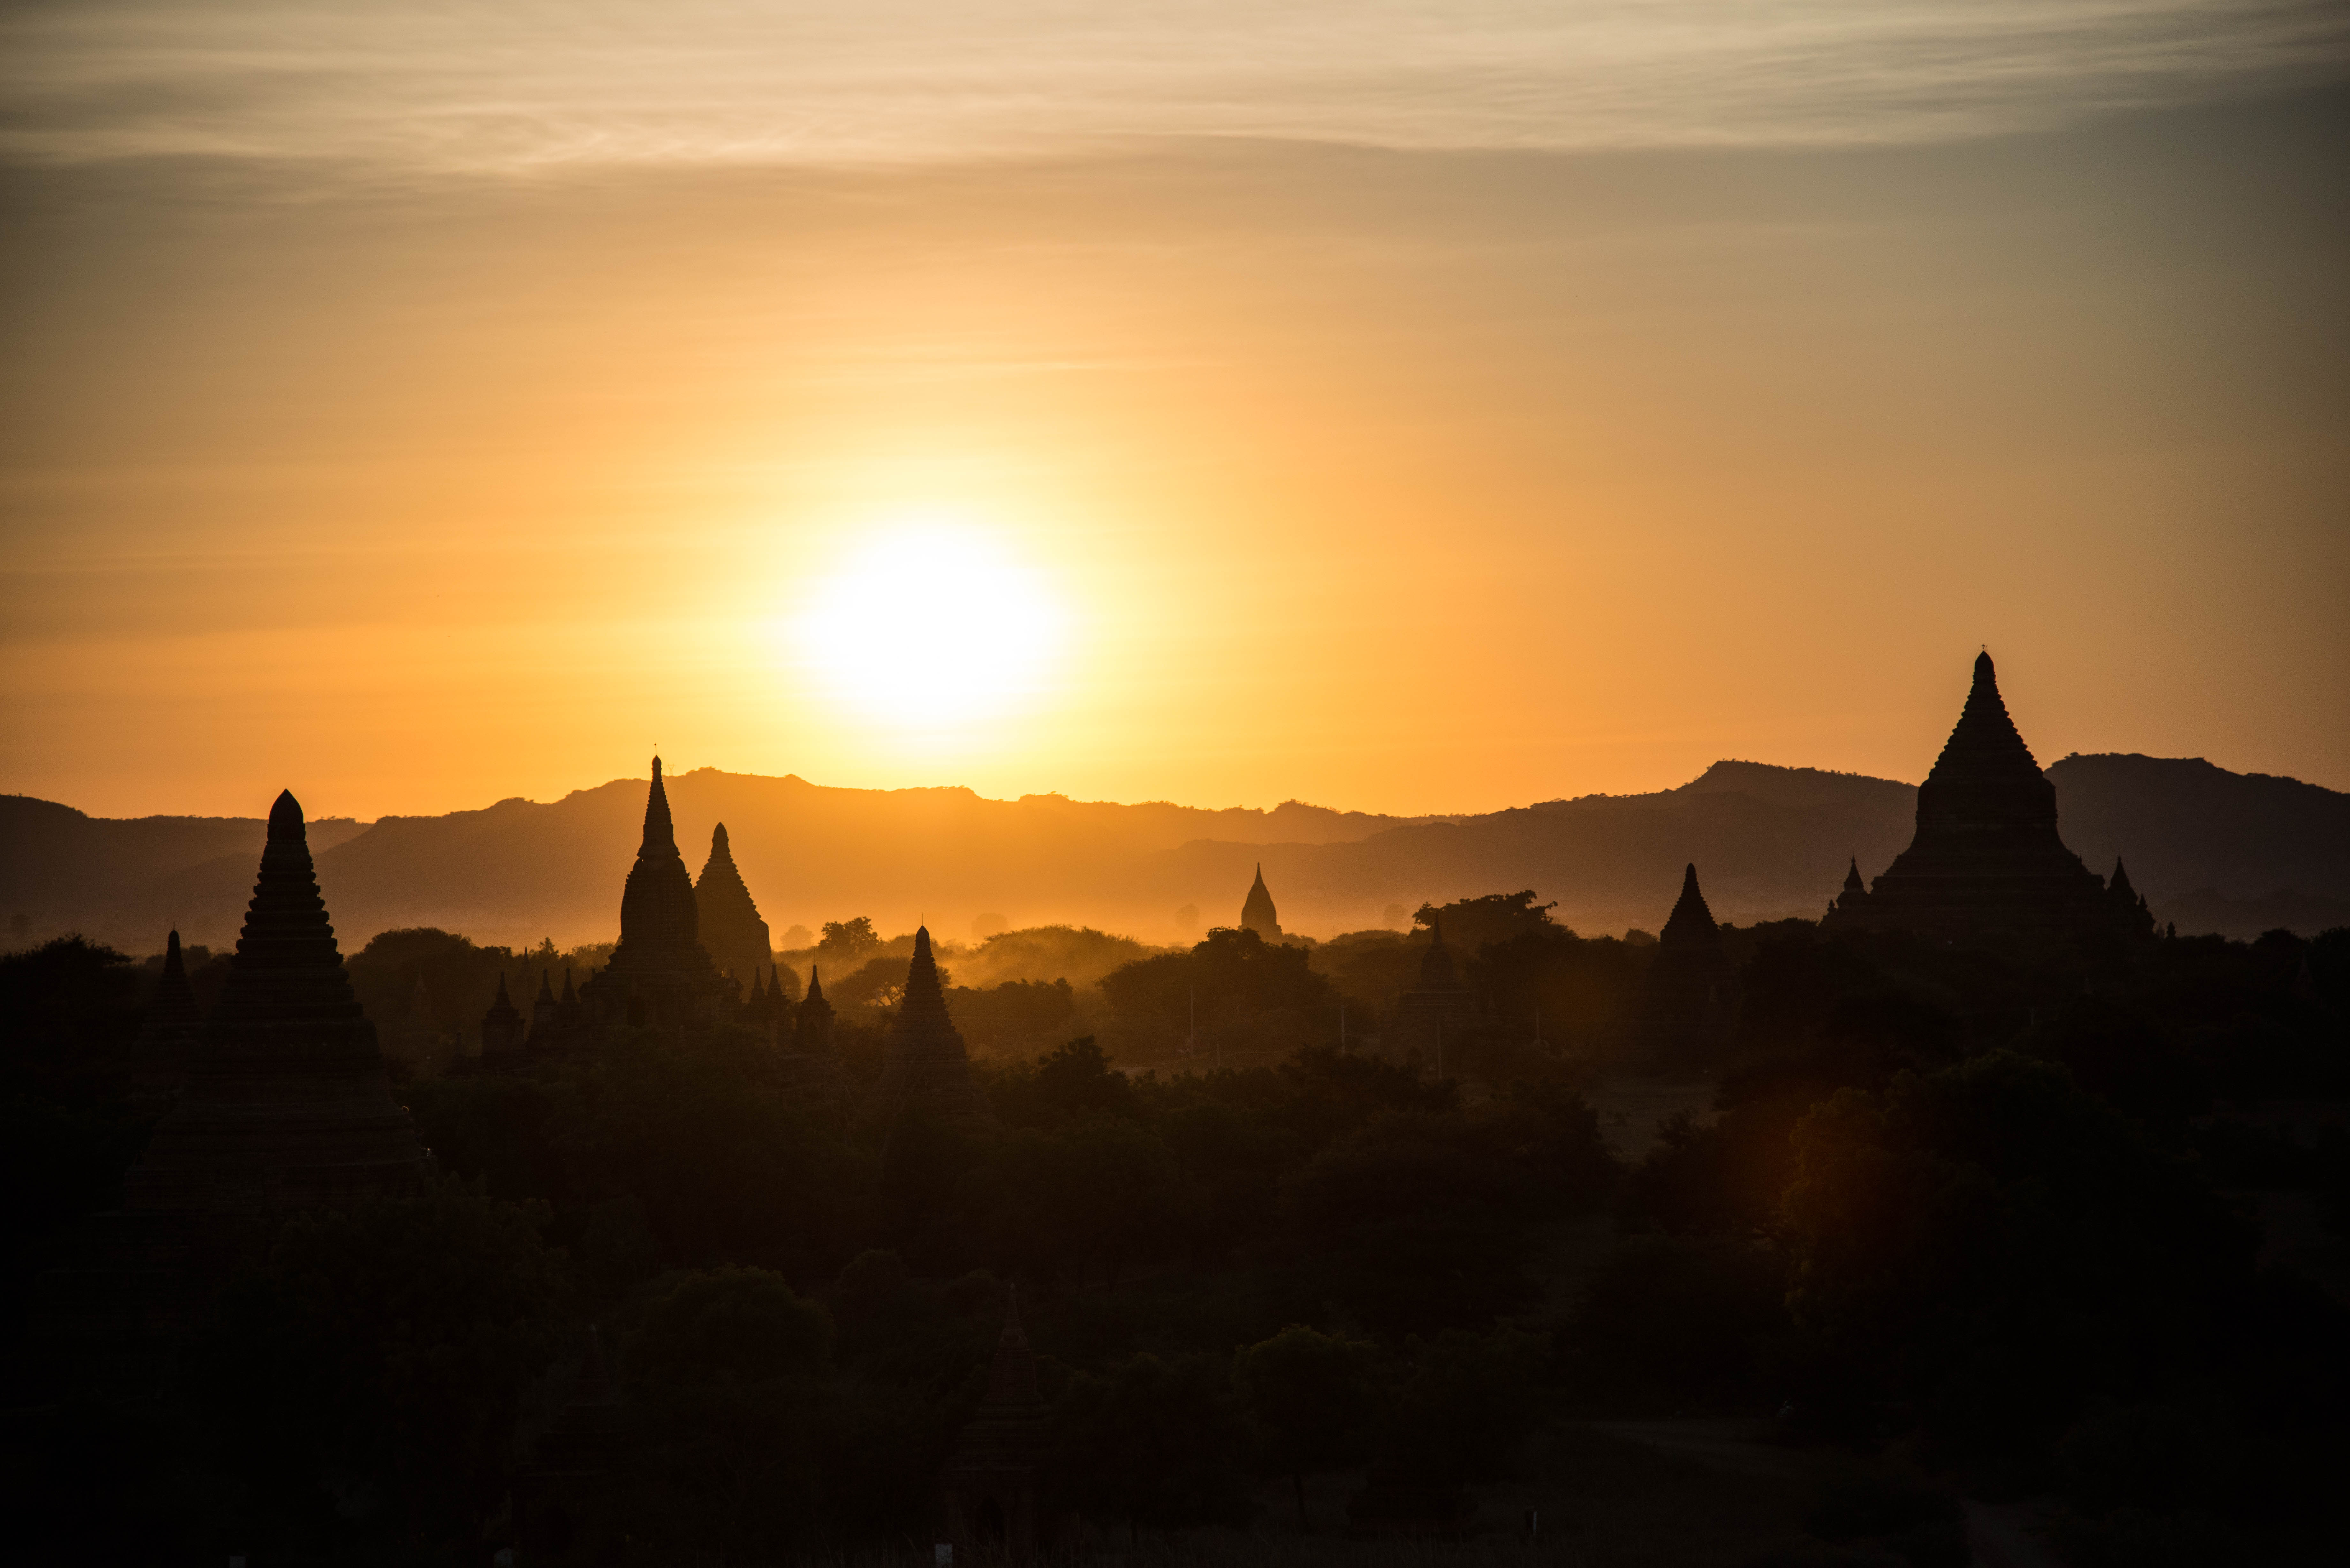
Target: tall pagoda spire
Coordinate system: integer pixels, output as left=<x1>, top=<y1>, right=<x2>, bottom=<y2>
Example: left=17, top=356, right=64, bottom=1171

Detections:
left=617, top=755, right=700, bottom=958
left=580, top=753, right=728, bottom=1033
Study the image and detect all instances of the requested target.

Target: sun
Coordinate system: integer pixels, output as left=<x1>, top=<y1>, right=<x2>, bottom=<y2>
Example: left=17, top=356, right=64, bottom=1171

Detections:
left=796, top=522, right=1068, bottom=730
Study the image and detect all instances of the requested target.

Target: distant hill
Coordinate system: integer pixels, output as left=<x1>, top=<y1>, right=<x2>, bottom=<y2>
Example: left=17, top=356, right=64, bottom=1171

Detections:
left=0, top=773, right=1445, bottom=954
left=5, top=752, right=2343, bottom=955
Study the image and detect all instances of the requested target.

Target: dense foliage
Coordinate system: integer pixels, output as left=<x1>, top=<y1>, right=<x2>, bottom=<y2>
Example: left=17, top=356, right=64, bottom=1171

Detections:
left=1, top=912, right=2345, bottom=1562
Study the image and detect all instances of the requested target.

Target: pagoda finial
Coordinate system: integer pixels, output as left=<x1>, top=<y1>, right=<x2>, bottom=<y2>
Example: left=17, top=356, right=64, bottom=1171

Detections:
left=268, top=788, right=305, bottom=843
left=641, top=753, right=676, bottom=850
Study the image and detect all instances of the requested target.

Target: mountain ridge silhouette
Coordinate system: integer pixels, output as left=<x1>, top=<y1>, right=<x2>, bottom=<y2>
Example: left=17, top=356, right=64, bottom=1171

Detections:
left=5, top=753, right=2344, bottom=952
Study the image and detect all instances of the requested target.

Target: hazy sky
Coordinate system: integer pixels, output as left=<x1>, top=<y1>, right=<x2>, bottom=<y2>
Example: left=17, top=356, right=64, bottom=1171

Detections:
left=4, top=3, right=2347, bottom=819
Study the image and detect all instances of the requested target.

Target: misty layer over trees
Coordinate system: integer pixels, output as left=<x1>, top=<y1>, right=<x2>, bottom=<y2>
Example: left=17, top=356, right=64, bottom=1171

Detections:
left=4, top=894, right=2346, bottom=1564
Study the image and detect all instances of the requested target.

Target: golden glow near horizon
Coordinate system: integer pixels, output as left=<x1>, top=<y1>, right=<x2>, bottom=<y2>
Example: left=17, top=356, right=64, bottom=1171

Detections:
left=1, top=6, right=2347, bottom=821
left=792, top=520, right=1068, bottom=738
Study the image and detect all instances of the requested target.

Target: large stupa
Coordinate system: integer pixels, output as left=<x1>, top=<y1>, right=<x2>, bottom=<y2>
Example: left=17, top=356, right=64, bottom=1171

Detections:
left=123, top=790, right=432, bottom=1217
left=1825, top=652, right=2114, bottom=942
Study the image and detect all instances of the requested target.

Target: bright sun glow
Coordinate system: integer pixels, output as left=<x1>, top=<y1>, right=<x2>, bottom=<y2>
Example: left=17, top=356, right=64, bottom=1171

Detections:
left=796, top=522, right=1067, bottom=731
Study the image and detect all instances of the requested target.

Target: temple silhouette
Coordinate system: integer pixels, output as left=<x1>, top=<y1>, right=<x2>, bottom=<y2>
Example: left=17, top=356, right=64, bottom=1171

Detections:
left=1388, top=912, right=1474, bottom=1063
left=876, top=927, right=993, bottom=1128
left=1825, top=652, right=2149, bottom=944
left=941, top=1285, right=1059, bottom=1555
left=577, top=756, right=732, bottom=1030
left=1637, top=863, right=1732, bottom=1064
left=1240, top=863, right=1283, bottom=940
left=123, top=789, right=433, bottom=1220
left=694, top=821, right=774, bottom=993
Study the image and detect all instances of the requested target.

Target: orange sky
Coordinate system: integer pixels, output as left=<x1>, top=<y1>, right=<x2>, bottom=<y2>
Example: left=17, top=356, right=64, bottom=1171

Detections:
left=4, top=7, right=2348, bottom=821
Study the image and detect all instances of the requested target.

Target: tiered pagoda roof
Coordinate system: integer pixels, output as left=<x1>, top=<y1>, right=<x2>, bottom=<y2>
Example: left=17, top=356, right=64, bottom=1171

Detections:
left=1826, top=652, right=2113, bottom=941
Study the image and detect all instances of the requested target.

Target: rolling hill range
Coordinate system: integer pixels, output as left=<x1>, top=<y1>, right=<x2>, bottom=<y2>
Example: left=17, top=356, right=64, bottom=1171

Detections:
left=5, top=753, right=2345, bottom=957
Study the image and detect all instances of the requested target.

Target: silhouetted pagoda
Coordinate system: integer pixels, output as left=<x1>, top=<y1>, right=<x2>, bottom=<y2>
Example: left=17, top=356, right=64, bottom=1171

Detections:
left=1826, top=856, right=1871, bottom=921
left=1389, top=912, right=1475, bottom=1064
left=1824, top=653, right=2115, bottom=942
left=876, top=929, right=993, bottom=1127
left=578, top=755, right=728, bottom=1032
left=130, top=927, right=203, bottom=1112
left=481, top=971, right=526, bottom=1056
left=529, top=969, right=559, bottom=1042
left=2107, top=856, right=2156, bottom=940
left=1637, top=863, right=1733, bottom=1066
left=122, top=790, right=431, bottom=1219
left=694, top=822, right=773, bottom=994
left=1241, top=863, right=1283, bottom=940
left=942, top=1285, right=1060, bottom=1556
left=556, top=966, right=585, bottom=1037
left=792, top=967, right=834, bottom=1053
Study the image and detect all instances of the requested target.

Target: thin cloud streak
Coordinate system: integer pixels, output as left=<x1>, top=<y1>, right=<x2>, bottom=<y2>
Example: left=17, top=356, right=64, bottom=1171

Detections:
left=4, top=1, right=2347, bottom=171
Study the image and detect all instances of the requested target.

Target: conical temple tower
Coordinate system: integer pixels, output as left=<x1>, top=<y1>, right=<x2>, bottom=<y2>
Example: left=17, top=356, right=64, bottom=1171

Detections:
left=875, top=929, right=992, bottom=1127
left=1825, top=653, right=2111, bottom=941
left=1240, top=863, right=1283, bottom=940
left=941, top=1285, right=1059, bottom=1555
left=579, top=755, right=727, bottom=1032
left=123, top=790, right=431, bottom=1218
left=792, top=967, right=834, bottom=1053
left=1638, top=863, right=1733, bottom=1065
left=131, top=928, right=204, bottom=1111
left=1389, top=911, right=1474, bottom=1064
left=694, top=823, right=774, bottom=997
left=481, top=971, right=526, bottom=1056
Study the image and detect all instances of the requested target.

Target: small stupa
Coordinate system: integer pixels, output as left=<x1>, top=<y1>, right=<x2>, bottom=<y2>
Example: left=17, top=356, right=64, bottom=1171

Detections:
left=1240, top=863, right=1283, bottom=940
left=875, top=929, right=993, bottom=1127
left=130, top=928, right=204, bottom=1112
left=941, top=1285, right=1059, bottom=1555
left=1389, top=911, right=1475, bottom=1064
left=481, top=972, right=527, bottom=1056
left=1637, top=863, right=1733, bottom=1065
